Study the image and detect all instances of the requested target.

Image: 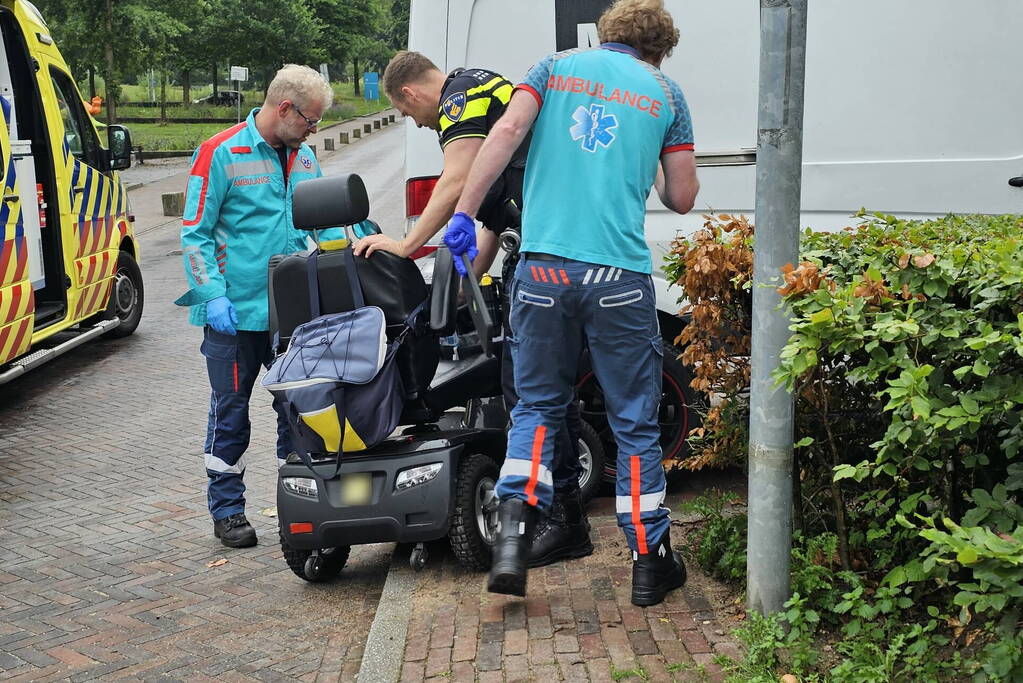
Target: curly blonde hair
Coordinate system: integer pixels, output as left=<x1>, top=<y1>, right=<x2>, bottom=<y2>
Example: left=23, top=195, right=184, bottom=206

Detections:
left=597, top=0, right=679, bottom=64
left=265, top=64, right=333, bottom=110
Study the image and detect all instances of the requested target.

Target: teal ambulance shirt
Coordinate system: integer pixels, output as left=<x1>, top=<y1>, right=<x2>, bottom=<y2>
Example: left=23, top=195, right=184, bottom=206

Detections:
left=516, top=43, right=694, bottom=274
left=175, top=108, right=353, bottom=331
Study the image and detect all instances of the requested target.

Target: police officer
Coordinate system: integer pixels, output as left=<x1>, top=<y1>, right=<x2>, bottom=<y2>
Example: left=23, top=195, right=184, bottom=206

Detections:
left=451, top=0, right=700, bottom=605
left=356, top=51, right=592, bottom=568
left=176, top=65, right=335, bottom=548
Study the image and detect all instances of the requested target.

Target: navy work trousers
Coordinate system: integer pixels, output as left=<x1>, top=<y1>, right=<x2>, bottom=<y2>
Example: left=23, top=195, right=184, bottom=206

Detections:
left=201, top=327, right=291, bottom=521
left=497, top=255, right=669, bottom=553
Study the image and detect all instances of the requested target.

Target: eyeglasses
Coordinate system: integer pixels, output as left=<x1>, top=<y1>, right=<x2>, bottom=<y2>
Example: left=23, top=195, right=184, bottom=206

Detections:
left=291, top=104, right=321, bottom=129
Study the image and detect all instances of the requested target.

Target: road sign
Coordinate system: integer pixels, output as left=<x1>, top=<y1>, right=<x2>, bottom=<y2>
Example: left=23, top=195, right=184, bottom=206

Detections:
left=230, top=66, right=249, bottom=123
left=363, top=72, right=379, bottom=101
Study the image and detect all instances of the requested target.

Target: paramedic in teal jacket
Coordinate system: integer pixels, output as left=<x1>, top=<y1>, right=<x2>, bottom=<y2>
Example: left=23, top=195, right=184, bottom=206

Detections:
left=175, top=64, right=334, bottom=549
left=450, top=0, right=700, bottom=605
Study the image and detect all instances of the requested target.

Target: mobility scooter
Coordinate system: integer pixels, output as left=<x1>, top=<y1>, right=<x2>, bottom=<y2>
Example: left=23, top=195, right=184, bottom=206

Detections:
left=266, top=173, right=512, bottom=582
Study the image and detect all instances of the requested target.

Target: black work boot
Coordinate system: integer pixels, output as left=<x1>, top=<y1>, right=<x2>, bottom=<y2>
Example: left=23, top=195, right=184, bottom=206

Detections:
left=213, top=513, right=257, bottom=548
left=488, top=498, right=537, bottom=597
left=631, top=528, right=686, bottom=606
left=528, top=489, right=593, bottom=568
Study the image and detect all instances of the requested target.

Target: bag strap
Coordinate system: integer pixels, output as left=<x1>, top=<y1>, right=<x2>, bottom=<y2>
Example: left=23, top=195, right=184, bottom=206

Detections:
left=404, top=297, right=429, bottom=331
left=341, top=247, right=366, bottom=309
left=306, top=251, right=320, bottom=320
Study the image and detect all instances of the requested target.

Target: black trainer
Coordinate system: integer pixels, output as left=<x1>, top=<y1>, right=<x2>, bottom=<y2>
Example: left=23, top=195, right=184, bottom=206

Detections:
left=528, top=489, right=593, bottom=568
left=631, top=528, right=686, bottom=607
left=213, top=513, right=257, bottom=548
left=487, top=498, right=537, bottom=597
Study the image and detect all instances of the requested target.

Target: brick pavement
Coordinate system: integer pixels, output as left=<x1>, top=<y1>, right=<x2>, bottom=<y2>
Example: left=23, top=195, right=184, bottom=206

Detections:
left=397, top=514, right=742, bottom=683
left=0, top=181, right=392, bottom=680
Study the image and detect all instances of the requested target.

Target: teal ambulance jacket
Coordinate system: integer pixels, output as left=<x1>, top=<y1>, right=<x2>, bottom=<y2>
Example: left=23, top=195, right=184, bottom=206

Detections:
left=175, top=108, right=346, bottom=331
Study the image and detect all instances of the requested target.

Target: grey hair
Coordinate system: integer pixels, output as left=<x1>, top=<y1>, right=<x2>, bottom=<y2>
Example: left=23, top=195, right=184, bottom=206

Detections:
left=265, top=64, right=333, bottom=110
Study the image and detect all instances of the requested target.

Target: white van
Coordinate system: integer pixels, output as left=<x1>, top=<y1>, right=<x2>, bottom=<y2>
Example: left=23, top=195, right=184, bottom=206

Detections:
left=405, top=0, right=1023, bottom=327
left=403, top=0, right=1023, bottom=472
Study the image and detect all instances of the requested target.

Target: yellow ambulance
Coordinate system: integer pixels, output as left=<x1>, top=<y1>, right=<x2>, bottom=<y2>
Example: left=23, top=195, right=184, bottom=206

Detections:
left=0, top=0, right=140, bottom=385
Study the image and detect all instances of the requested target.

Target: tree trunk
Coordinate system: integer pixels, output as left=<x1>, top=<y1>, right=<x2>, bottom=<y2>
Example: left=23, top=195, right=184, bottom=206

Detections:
left=88, top=67, right=96, bottom=99
left=212, top=61, right=218, bottom=96
left=104, top=0, right=117, bottom=124
left=820, top=403, right=853, bottom=572
left=159, top=67, right=167, bottom=123
left=352, top=58, right=360, bottom=97
left=182, top=69, right=191, bottom=104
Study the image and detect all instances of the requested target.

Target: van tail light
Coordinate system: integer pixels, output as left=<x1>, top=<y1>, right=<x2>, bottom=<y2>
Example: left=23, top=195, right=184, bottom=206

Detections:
left=405, top=176, right=439, bottom=218
left=409, top=245, right=440, bottom=260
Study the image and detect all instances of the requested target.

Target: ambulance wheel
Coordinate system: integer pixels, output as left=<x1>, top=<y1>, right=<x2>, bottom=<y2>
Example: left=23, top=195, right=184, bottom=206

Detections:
left=449, top=453, right=500, bottom=571
left=576, top=420, right=606, bottom=504
left=99, top=251, right=144, bottom=338
left=280, top=532, right=350, bottom=582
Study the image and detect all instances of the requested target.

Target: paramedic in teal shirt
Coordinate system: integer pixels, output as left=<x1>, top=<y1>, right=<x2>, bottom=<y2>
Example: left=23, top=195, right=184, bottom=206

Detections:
left=175, top=64, right=335, bottom=549
left=450, top=0, right=700, bottom=605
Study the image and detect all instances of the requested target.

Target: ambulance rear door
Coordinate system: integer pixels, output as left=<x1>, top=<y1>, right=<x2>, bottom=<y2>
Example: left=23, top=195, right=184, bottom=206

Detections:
left=0, top=12, right=32, bottom=366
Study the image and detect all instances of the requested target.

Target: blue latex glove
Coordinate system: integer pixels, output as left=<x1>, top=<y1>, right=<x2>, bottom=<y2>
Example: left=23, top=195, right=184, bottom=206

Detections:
left=206, top=296, right=238, bottom=335
left=443, top=212, right=478, bottom=277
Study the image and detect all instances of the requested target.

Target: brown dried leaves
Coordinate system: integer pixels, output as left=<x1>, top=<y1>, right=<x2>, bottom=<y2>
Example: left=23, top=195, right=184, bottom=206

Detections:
left=778, top=261, right=836, bottom=298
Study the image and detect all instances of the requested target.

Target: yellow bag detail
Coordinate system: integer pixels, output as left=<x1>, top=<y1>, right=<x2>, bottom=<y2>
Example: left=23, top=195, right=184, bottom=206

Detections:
left=299, top=405, right=369, bottom=452
left=319, top=238, right=350, bottom=252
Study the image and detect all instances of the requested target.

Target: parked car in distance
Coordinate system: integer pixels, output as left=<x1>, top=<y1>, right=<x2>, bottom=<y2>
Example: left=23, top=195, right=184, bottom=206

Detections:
left=193, top=90, right=243, bottom=106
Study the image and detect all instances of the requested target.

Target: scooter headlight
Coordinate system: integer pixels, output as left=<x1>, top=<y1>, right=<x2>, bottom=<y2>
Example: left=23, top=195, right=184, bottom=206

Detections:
left=395, top=463, right=443, bottom=491
left=282, top=476, right=318, bottom=499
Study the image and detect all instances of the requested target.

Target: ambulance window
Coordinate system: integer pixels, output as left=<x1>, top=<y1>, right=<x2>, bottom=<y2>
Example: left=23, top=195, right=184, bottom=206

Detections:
left=49, top=69, right=100, bottom=166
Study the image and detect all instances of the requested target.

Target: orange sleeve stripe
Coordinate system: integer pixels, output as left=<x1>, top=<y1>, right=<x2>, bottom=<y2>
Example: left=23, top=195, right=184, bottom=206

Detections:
left=182, top=122, right=247, bottom=227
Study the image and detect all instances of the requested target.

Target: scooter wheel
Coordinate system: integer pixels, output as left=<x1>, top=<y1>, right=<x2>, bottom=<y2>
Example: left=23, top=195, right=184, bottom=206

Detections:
left=280, top=530, right=350, bottom=583
left=410, top=546, right=428, bottom=571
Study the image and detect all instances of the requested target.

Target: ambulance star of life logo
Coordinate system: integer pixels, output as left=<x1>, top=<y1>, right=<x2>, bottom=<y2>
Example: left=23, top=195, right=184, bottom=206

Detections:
left=570, top=103, right=618, bottom=153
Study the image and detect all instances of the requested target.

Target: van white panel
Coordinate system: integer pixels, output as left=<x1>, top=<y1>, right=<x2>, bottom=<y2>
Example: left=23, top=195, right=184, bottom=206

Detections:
left=663, top=1, right=759, bottom=154
left=410, top=0, right=1023, bottom=316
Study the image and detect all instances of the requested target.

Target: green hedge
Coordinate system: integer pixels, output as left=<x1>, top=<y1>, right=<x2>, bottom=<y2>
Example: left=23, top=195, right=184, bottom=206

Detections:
left=666, top=213, right=1023, bottom=680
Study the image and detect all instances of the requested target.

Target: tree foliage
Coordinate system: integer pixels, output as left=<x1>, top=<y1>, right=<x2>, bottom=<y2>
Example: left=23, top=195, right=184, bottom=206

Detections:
left=34, top=0, right=409, bottom=105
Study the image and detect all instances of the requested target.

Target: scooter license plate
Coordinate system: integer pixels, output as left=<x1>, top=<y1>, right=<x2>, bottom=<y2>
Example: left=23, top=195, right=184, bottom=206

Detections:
left=340, top=473, right=372, bottom=505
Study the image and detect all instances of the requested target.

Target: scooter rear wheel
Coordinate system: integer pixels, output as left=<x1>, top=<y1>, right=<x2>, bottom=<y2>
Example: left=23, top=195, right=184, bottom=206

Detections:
left=449, top=453, right=500, bottom=570
left=279, top=530, right=350, bottom=582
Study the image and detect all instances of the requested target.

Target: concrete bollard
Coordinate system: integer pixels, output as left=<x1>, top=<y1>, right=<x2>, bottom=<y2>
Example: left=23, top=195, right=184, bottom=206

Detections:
left=324, top=138, right=335, bottom=151
left=162, top=192, right=185, bottom=217
left=389, top=114, right=395, bottom=123
left=373, top=120, right=381, bottom=130
left=353, top=128, right=362, bottom=139
left=363, top=123, right=372, bottom=134
left=340, top=131, right=350, bottom=144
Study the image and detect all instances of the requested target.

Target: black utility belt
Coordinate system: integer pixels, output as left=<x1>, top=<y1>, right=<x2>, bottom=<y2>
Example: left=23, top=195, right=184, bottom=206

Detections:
left=522, top=252, right=561, bottom=262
